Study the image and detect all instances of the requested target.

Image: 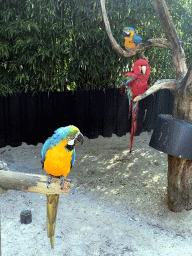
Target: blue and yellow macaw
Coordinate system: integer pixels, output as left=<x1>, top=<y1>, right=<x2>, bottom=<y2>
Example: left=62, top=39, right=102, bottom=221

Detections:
left=122, top=27, right=143, bottom=50
left=41, top=125, right=84, bottom=248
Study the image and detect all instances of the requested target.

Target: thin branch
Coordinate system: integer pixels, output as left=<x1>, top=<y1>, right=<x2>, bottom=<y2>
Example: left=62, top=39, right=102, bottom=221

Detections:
left=153, top=0, right=187, bottom=79
left=133, top=79, right=177, bottom=102
left=100, top=0, right=171, bottom=58
left=153, top=0, right=180, bottom=48
left=148, top=38, right=171, bottom=48
left=100, top=0, right=126, bottom=56
left=124, top=38, right=171, bottom=57
left=0, top=170, right=71, bottom=195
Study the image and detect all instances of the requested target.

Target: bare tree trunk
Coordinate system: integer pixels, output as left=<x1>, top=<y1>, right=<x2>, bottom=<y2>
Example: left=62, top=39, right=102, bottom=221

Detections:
left=168, top=155, right=192, bottom=211
left=167, top=86, right=192, bottom=211
left=153, top=0, right=191, bottom=212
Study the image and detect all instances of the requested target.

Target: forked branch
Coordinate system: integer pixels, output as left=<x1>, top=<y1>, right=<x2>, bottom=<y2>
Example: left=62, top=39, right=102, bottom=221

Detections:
left=100, top=0, right=171, bottom=58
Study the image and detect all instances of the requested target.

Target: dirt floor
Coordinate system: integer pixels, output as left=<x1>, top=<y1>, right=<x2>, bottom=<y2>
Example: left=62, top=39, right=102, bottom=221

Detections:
left=1, top=131, right=192, bottom=255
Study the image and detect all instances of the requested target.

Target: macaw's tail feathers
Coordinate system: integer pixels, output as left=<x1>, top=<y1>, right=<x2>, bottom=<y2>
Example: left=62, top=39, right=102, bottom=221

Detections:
left=128, top=100, right=132, bottom=119
left=130, top=102, right=138, bottom=153
left=129, top=101, right=137, bottom=121
left=47, top=194, right=59, bottom=249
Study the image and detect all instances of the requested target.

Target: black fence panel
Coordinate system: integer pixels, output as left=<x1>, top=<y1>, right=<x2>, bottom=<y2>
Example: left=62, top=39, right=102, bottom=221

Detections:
left=0, top=88, right=174, bottom=148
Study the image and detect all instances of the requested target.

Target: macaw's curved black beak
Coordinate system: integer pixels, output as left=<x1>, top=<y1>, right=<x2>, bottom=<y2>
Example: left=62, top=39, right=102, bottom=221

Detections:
left=76, top=132, right=84, bottom=145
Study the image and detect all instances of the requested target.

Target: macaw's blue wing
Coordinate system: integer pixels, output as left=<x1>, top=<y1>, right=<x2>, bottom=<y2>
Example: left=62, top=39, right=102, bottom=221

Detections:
left=133, top=35, right=142, bottom=45
left=71, top=149, right=76, bottom=168
left=41, top=138, right=53, bottom=164
left=120, top=77, right=134, bottom=100
left=120, top=77, right=133, bottom=87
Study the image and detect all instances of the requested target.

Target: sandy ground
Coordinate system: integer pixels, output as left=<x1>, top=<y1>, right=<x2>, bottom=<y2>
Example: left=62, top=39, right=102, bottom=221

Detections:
left=1, top=131, right=192, bottom=255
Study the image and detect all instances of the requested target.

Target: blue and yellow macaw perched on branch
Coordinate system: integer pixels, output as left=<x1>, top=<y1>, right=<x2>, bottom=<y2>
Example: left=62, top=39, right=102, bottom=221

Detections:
left=122, top=27, right=151, bottom=52
left=41, top=125, right=84, bottom=248
left=123, top=27, right=142, bottom=50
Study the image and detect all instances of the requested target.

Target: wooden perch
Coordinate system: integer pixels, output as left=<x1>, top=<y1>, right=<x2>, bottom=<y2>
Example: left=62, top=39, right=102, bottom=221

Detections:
left=0, top=170, right=71, bottom=195
left=133, top=79, right=177, bottom=102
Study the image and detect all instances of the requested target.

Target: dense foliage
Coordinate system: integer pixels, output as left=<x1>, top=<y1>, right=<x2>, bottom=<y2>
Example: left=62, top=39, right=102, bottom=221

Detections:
left=0, top=0, right=191, bottom=96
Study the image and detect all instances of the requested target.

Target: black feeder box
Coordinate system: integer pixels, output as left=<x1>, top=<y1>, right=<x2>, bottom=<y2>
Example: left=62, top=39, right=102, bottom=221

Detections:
left=20, top=210, right=32, bottom=224
left=149, top=114, right=192, bottom=160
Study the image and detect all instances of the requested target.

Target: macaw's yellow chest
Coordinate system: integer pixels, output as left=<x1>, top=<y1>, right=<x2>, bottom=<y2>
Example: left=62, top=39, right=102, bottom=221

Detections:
left=124, top=37, right=136, bottom=48
left=44, top=140, right=73, bottom=178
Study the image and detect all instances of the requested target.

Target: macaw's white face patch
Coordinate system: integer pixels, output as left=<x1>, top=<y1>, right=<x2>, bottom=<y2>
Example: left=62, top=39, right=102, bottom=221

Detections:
left=141, top=66, right=146, bottom=75
left=67, top=131, right=80, bottom=145
left=67, top=139, right=75, bottom=145
left=125, top=31, right=131, bottom=37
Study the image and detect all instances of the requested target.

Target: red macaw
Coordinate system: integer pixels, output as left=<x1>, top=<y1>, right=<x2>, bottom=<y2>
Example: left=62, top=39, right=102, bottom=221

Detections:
left=120, top=59, right=150, bottom=153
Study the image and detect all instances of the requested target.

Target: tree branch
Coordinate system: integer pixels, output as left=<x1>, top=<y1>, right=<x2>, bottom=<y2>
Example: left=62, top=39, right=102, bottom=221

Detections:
left=100, top=0, right=171, bottom=58
left=182, top=65, right=192, bottom=90
left=133, top=79, right=177, bottom=102
left=153, top=0, right=180, bottom=48
left=153, top=0, right=187, bottom=79
left=0, top=170, right=71, bottom=195
left=100, top=0, right=125, bottom=56
left=177, top=65, right=192, bottom=99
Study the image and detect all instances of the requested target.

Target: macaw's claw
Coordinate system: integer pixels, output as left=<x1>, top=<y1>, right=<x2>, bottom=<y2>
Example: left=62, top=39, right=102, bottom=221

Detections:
left=47, top=175, right=52, bottom=188
left=60, top=176, right=65, bottom=189
left=60, top=176, right=71, bottom=189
